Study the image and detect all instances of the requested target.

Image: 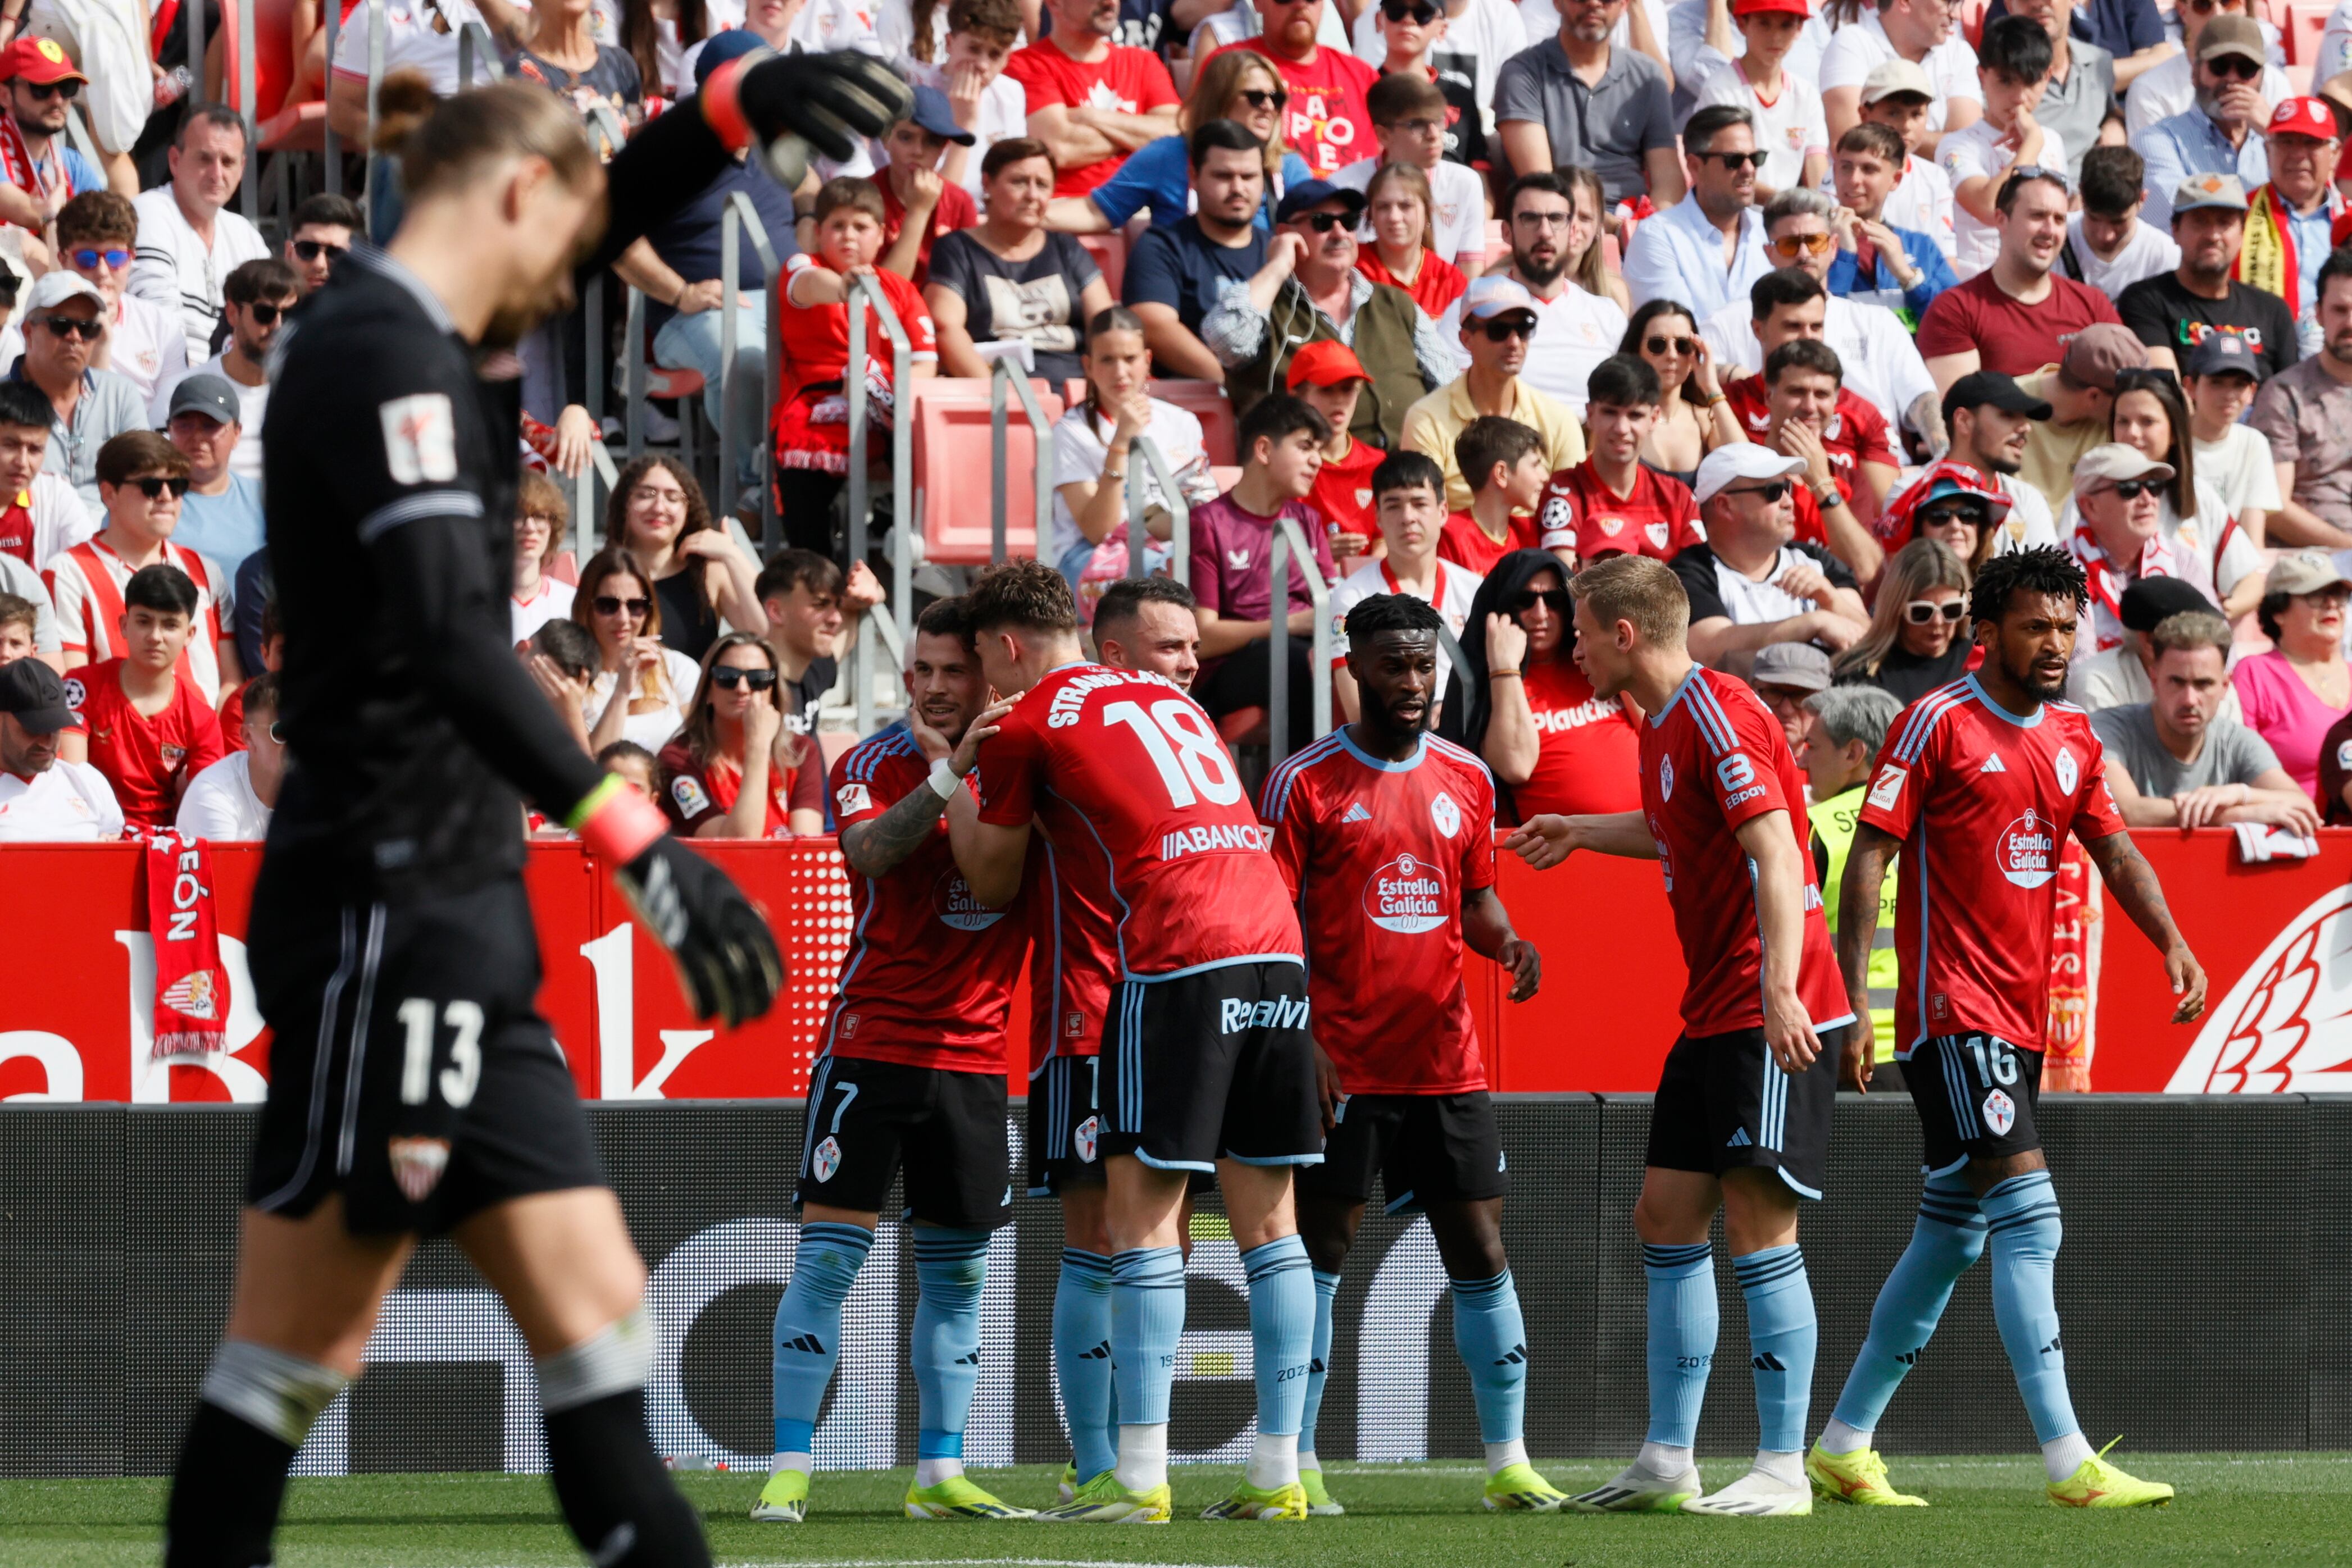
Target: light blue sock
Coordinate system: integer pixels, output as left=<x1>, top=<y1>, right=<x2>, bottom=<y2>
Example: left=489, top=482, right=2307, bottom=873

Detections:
left=1449, top=1269, right=1529, bottom=1445
left=909, top=1227, right=990, bottom=1462
left=772, top=1221, right=872, bottom=1455
left=1830, top=1178, right=1986, bottom=1437
left=1642, top=1241, right=1717, bottom=1448
left=1242, top=1236, right=1314, bottom=1437
left=1111, top=1246, right=1186, bottom=1426
left=1732, top=1244, right=1816, bottom=1453
left=1300, top=1269, right=1341, bottom=1459
left=1054, top=1248, right=1117, bottom=1483
left=1981, top=1171, right=2080, bottom=1443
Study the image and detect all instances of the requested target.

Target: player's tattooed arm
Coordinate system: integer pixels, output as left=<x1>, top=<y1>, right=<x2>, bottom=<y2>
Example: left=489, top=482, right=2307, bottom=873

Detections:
left=1463, top=885, right=1541, bottom=1001
left=2082, top=829, right=2210, bottom=1024
left=1836, top=823, right=1900, bottom=1091
left=840, top=784, right=957, bottom=880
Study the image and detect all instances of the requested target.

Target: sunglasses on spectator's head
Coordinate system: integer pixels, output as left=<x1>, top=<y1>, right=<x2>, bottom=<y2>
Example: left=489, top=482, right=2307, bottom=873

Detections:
left=1768, top=231, right=1835, bottom=258
left=292, top=238, right=348, bottom=263
left=593, top=594, right=652, bottom=617
left=1996, top=165, right=2069, bottom=202
left=1645, top=334, right=1697, bottom=355
left=1296, top=209, right=1355, bottom=232
left=69, top=247, right=129, bottom=271
left=1508, top=587, right=1569, bottom=614
left=23, top=79, right=80, bottom=101
left=241, top=299, right=290, bottom=326
left=1726, top=480, right=1793, bottom=503
left=2204, top=53, right=2263, bottom=79
left=1904, top=599, right=1966, bottom=624
left=1699, top=149, right=1768, bottom=170
left=38, top=314, right=100, bottom=339
left=1381, top=0, right=1441, bottom=21
left=1480, top=314, right=1538, bottom=341
left=128, top=474, right=192, bottom=499
left=1235, top=87, right=1289, bottom=111
left=2104, top=479, right=2160, bottom=500
left=711, top=666, right=777, bottom=691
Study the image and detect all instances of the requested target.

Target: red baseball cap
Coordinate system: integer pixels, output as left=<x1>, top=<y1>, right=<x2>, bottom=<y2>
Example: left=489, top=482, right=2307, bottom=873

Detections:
left=2269, top=96, right=2340, bottom=140
left=1732, top=0, right=1811, bottom=18
left=0, top=36, right=86, bottom=85
left=1285, top=340, right=1370, bottom=390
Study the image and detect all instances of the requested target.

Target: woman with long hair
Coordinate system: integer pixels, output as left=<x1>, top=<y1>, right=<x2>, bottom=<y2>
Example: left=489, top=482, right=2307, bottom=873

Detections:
left=604, top=452, right=763, bottom=664
left=1621, top=299, right=1741, bottom=485
left=2085, top=368, right=2265, bottom=619
left=658, top=631, right=825, bottom=836
left=1833, top=537, right=1973, bottom=702
left=619, top=0, right=727, bottom=99
left=2233, top=552, right=2352, bottom=801
left=1049, top=46, right=1311, bottom=232
left=926, top=139, right=1116, bottom=383
left=575, top=545, right=707, bottom=753
left=1562, top=165, right=1631, bottom=314
left=1355, top=161, right=1469, bottom=319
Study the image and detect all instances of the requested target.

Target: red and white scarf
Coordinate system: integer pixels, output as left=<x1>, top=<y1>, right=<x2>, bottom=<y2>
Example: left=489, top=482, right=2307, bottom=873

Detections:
left=2067, top=521, right=2177, bottom=651
left=143, top=829, right=230, bottom=1059
left=0, top=112, right=74, bottom=230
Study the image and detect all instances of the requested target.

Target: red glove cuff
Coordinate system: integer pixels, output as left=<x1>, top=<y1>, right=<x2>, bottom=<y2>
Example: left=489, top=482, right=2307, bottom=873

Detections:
left=571, top=774, right=670, bottom=864
left=699, top=56, right=753, bottom=153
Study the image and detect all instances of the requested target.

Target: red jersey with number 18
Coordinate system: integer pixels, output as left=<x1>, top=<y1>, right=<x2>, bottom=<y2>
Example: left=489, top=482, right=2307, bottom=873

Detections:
left=1859, top=677, right=2126, bottom=1054
left=1641, top=666, right=1849, bottom=1037
left=1260, top=730, right=1496, bottom=1094
left=977, top=662, right=1302, bottom=978
left=822, top=724, right=1029, bottom=1072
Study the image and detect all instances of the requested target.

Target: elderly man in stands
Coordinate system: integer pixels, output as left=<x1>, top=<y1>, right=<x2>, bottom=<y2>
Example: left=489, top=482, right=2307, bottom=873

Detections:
left=2132, top=16, right=2270, bottom=230
left=1916, top=166, right=2122, bottom=394
left=0, top=656, right=120, bottom=840
left=129, top=106, right=269, bottom=365
left=1671, top=441, right=1869, bottom=672
left=8, top=271, right=144, bottom=509
left=2237, top=98, right=2348, bottom=358
left=2094, top=609, right=2320, bottom=832
left=1623, top=104, right=1774, bottom=318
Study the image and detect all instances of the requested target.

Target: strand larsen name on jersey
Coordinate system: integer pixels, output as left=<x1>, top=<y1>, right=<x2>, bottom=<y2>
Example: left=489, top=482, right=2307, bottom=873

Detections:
left=1045, top=664, right=1188, bottom=728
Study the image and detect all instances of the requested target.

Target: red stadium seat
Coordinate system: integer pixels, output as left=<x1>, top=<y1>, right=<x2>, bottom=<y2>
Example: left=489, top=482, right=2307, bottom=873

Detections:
left=1148, top=380, right=1236, bottom=465
left=549, top=551, right=578, bottom=585
left=2288, top=1, right=2329, bottom=65
left=1077, top=230, right=1126, bottom=300
left=908, top=378, right=1066, bottom=564
left=1483, top=217, right=1509, bottom=270
left=1603, top=231, right=1621, bottom=276
left=259, top=101, right=325, bottom=153
left=1960, top=0, right=1991, bottom=48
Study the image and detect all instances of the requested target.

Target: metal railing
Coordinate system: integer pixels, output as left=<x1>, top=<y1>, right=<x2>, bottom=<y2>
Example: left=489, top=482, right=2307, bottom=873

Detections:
left=1125, top=434, right=1190, bottom=583
left=719, top=191, right=782, bottom=545
left=1266, top=512, right=1332, bottom=771
left=989, top=358, right=1053, bottom=566
left=844, top=273, right=914, bottom=737
left=1435, top=622, right=1473, bottom=715
left=572, top=436, right=619, bottom=566
left=457, top=21, right=506, bottom=87
left=323, top=0, right=340, bottom=192
left=180, top=0, right=258, bottom=218
left=362, top=0, right=386, bottom=216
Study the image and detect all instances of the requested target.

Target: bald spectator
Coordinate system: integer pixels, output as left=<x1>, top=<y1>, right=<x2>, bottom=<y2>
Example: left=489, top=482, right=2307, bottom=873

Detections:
left=0, top=656, right=120, bottom=841
left=1494, top=0, right=1681, bottom=209
left=1622, top=104, right=1773, bottom=318
left=1916, top=166, right=2123, bottom=395
left=2132, top=16, right=2269, bottom=230
left=2016, top=320, right=2147, bottom=515
left=2249, top=246, right=2352, bottom=548
left=129, top=107, right=270, bottom=364
left=2095, top=611, right=2319, bottom=832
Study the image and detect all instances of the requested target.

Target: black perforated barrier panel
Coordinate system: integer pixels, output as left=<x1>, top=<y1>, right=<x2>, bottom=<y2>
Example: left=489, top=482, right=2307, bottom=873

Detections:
left=0, top=1096, right=2333, bottom=1477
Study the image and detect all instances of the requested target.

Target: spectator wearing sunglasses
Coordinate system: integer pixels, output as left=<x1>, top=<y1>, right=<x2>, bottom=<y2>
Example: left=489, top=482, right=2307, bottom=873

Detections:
left=0, top=37, right=98, bottom=248
left=574, top=546, right=704, bottom=754
left=1621, top=105, right=1773, bottom=319
left=2131, top=16, right=2271, bottom=230
left=281, top=193, right=361, bottom=298
left=1673, top=440, right=1868, bottom=671
left=1915, top=166, right=2121, bottom=391
left=658, top=631, right=825, bottom=837
left=162, top=374, right=265, bottom=584
left=1690, top=0, right=1828, bottom=203
left=1402, top=274, right=1587, bottom=512
left=150, top=259, right=297, bottom=485
left=1494, top=0, right=1678, bottom=210
left=1939, top=16, right=2053, bottom=279
left=1200, top=0, right=1381, bottom=178
left=57, top=562, right=225, bottom=828
left=8, top=270, right=146, bottom=509
left=2115, top=175, right=2298, bottom=381
left=2064, top=570, right=2238, bottom=715
left=1831, top=536, right=1975, bottom=702
left=2241, top=98, right=2345, bottom=359
left=177, top=670, right=281, bottom=840
left=2129, top=0, right=2285, bottom=141
left=129, top=107, right=270, bottom=366
left=54, top=191, right=185, bottom=404
left=1053, top=49, right=1311, bottom=235
left=1826, top=122, right=1958, bottom=325
left=2061, top=442, right=2218, bottom=653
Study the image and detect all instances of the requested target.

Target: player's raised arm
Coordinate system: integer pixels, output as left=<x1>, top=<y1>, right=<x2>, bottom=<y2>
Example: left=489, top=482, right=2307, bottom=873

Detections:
left=1734, top=809, right=1823, bottom=1073
left=1834, top=821, right=1900, bottom=1091
left=2080, top=829, right=2208, bottom=1024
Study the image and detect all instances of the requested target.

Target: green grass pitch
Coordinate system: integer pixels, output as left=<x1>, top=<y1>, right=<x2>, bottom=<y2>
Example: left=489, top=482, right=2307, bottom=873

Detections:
left=6, top=1455, right=2351, bottom=1566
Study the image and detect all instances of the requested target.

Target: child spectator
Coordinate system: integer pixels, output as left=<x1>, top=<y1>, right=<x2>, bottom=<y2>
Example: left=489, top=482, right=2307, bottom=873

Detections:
left=1827, top=122, right=1957, bottom=325
left=1441, top=414, right=1548, bottom=574
left=176, top=669, right=281, bottom=841
left=1853, top=60, right=1956, bottom=259
left=525, top=616, right=603, bottom=756
left=1694, top=0, right=1829, bottom=202
left=908, top=0, right=1031, bottom=200
left=1331, top=74, right=1485, bottom=275
left=1328, top=448, right=1480, bottom=721
left=1288, top=341, right=1381, bottom=569
left=658, top=631, right=825, bottom=837
left=1358, top=0, right=1486, bottom=167
left=2183, top=332, right=2278, bottom=545
left=1354, top=162, right=1468, bottom=319
left=1537, top=354, right=1703, bottom=567
left=511, top=470, right=577, bottom=644
left=56, top=190, right=187, bottom=403
left=2063, top=145, right=2180, bottom=301
left=876, top=85, right=982, bottom=288
left=0, top=593, right=38, bottom=665
left=1048, top=306, right=1220, bottom=597
left=598, top=739, right=661, bottom=801
left=774, top=176, right=940, bottom=559
left=60, top=562, right=225, bottom=829
left=1941, top=16, right=2054, bottom=279
left=0, top=378, right=94, bottom=572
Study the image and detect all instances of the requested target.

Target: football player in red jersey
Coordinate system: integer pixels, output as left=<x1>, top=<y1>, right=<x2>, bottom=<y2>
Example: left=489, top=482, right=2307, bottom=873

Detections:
left=1505, top=553, right=1849, bottom=1518
left=1261, top=592, right=1564, bottom=1517
left=1807, top=546, right=2204, bottom=1511
left=956, top=559, right=1320, bottom=1524
left=754, top=596, right=1033, bottom=1527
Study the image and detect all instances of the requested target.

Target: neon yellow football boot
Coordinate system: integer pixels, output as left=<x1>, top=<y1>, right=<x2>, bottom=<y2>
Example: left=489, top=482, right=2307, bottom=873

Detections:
left=1807, top=1442, right=1928, bottom=1506
left=1482, top=1461, right=1569, bottom=1512
left=2048, top=1441, right=2174, bottom=1508
left=1299, top=1466, right=1345, bottom=1516
left=1032, top=1467, right=1173, bottom=1523
left=749, top=1466, right=808, bottom=1523
left=1199, top=1479, right=1309, bottom=1520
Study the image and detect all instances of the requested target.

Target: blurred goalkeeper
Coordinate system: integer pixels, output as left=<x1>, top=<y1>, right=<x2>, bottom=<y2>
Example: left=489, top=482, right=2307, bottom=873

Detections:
left=162, top=52, right=914, bottom=1568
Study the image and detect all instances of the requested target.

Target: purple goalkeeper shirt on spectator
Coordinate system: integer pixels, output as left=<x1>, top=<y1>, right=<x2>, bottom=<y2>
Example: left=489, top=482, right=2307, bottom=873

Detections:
left=1185, top=489, right=1336, bottom=680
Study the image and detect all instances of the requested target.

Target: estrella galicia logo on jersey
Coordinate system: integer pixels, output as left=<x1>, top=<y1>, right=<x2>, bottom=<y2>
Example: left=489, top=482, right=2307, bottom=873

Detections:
left=1981, top=1088, right=2016, bottom=1137
left=1659, top=755, right=1675, bottom=801
left=1364, top=852, right=1448, bottom=934
left=933, top=869, right=1007, bottom=931
left=377, top=393, right=459, bottom=484
left=1221, top=994, right=1311, bottom=1033
left=388, top=1136, right=451, bottom=1204
left=1996, top=809, right=2058, bottom=888
left=672, top=776, right=709, bottom=818
left=835, top=781, right=871, bottom=817
left=1075, top=1115, right=1100, bottom=1164
left=1867, top=763, right=1907, bottom=810
left=2053, top=747, right=2079, bottom=794
left=812, top=1135, right=843, bottom=1183
left=1429, top=790, right=1462, bottom=838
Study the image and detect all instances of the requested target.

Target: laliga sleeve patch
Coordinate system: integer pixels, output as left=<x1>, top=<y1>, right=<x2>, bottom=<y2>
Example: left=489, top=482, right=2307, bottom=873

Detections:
left=671, top=775, right=710, bottom=817
left=836, top=780, right=872, bottom=816
left=1867, top=763, right=1906, bottom=810
left=378, top=394, right=459, bottom=485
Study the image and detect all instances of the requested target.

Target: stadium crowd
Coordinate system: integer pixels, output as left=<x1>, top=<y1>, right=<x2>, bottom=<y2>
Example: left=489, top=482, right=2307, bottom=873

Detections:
left=0, top=0, right=2350, bottom=845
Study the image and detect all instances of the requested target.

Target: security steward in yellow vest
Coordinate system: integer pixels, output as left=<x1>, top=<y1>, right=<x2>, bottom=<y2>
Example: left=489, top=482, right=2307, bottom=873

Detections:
left=1800, top=685, right=1905, bottom=1090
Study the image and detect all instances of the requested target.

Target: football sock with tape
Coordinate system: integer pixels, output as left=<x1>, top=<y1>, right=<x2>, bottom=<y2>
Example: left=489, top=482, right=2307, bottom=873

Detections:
left=910, top=1227, right=991, bottom=1482
left=771, top=1221, right=872, bottom=1461
left=1054, top=1248, right=1117, bottom=1484
left=1449, top=1269, right=1530, bottom=1446
left=1732, top=1245, right=1815, bottom=1456
left=1827, top=1177, right=1985, bottom=1446
left=165, top=1341, right=349, bottom=1567
left=1299, top=1268, right=1342, bottom=1462
left=539, top=1311, right=711, bottom=1567
left=1981, top=1172, right=2082, bottom=1451
left=1643, top=1242, right=1717, bottom=1451
left=1243, top=1236, right=1314, bottom=1454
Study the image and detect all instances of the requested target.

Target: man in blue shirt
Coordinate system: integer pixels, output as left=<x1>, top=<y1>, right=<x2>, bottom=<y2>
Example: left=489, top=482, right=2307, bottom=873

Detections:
left=162, top=373, right=263, bottom=581
left=1621, top=103, right=1772, bottom=318
left=1827, top=121, right=1955, bottom=327
left=0, top=38, right=104, bottom=244
left=2132, top=15, right=2269, bottom=228
left=1121, top=118, right=1272, bottom=381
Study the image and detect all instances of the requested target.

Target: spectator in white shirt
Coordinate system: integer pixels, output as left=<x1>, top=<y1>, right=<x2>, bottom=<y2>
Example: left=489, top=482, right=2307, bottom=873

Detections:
left=0, top=655, right=120, bottom=841
left=163, top=374, right=265, bottom=581
left=176, top=671, right=281, bottom=841
left=150, top=258, right=294, bottom=485
left=512, top=469, right=579, bottom=644
left=281, top=192, right=360, bottom=297
left=2183, top=330, right=2280, bottom=545
left=1940, top=17, right=2053, bottom=280
left=1331, top=73, right=1488, bottom=274
left=1691, top=0, right=1828, bottom=202
left=1819, top=0, right=1985, bottom=149
left=1329, top=446, right=1481, bottom=719
left=1050, top=304, right=1220, bottom=590
left=908, top=0, right=1030, bottom=200
left=129, top=107, right=272, bottom=365
left=2063, top=143, right=2181, bottom=299
left=1483, top=168, right=1631, bottom=410
left=1621, top=104, right=1773, bottom=320
left=575, top=545, right=703, bottom=753
left=56, top=192, right=187, bottom=405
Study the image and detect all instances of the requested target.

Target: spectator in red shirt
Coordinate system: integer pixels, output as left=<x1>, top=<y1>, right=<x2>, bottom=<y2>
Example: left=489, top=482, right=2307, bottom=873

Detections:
left=1288, top=340, right=1380, bottom=567
left=1357, top=162, right=1469, bottom=320
left=1208, top=0, right=1380, bottom=177
left=1915, top=165, right=2123, bottom=389
left=1740, top=338, right=1890, bottom=585
left=1440, top=414, right=1548, bottom=573
left=1719, top=269, right=1900, bottom=537
left=1537, top=353, right=1703, bottom=568
left=58, top=562, right=225, bottom=828
left=877, top=86, right=982, bottom=289
left=658, top=631, right=825, bottom=838
left=1004, top=0, right=1181, bottom=198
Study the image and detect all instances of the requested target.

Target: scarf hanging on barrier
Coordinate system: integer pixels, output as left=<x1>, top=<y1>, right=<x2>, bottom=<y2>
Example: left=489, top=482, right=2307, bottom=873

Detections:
left=2042, top=840, right=2100, bottom=1093
left=2236, top=183, right=2296, bottom=309
left=143, top=829, right=230, bottom=1059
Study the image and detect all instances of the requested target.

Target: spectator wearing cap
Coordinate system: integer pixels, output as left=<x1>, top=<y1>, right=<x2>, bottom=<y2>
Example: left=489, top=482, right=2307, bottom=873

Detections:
left=1819, top=0, right=1985, bottom=152
left=1884, top=456, right=2025, bottom=577
left=1848, top=60, right=1959, bottom=254
left=1673, top=441, right=1868, bottom=671
left=129, top=107, right=270, bottom=366
left=2241, top=98, right=2346, bottom=359
left=282, top=192, right=360, bottom=298
left=1472, top=171, right=1634, bottom=416
left=2062, top=442, right=2231, bottom=653
left=871, top=84, right=982, bottom=290
left=1286, top=341, right=1381, bottom=566
left=1915, top=166, right=2124, bottom=395
left=2096, top=608, right=2322, bottom=829
left=2132, top=16, right=2271, bottom=230
left=1493, top=0, right=1680, bottom=211
left=2250, top=247, right=2352, bottom=549
left=1913, top=370, right=2062, bottom=545
left=2183, top=332, right=2279, bottom=541
left=0, top=37, right=99, bottom=252
left=1749, top=639, right=1833, bottom=753
left=2114, top=175, right=2297, bottom=379
left=2064, top=144, right=2181, bottom=301
left=1535, top=353, right=1702, bottom=568
left=54, top=191, right=186, bottom=405
left=1826, top=121, right=1960, bottom=324
left=2126, top=0, right=2285, bottom=140
left=0, top=655, right=119, bottom=840
left=1200, top=178, right=1448, bottom=444
left=2066, top=571, right=2241, bottom=715
left=1120, top=120, right=1273, bottom=382
left=8, top=270, right=144, bottom=509
left=1622, top=105, right=1775, bottom=320
left=2233, top=549, right=2352, bottom=798
left=1403, top=274, right=1587, bottom=513
left=1003, top=0, right=1180, bottom=199
left=2016, top=321, right=2147, bottom=512
left=1938, top=17, right=2057, bottom=277
left=1689, top=0, right=1830, bottom=203
left=1833, top=535, right=1975, bottom=701
left=151, top=258, right=296, bottom=486
left=926, top=138, right=1113, bottom=386
left=176, top=669, right=281, bottom=840
left=162, top=373, right=263, bottom=582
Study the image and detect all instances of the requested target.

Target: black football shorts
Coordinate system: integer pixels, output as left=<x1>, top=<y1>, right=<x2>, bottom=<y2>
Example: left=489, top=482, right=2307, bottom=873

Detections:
left=1903, top=1032, right=2044, bottom=1176
left=1645, top=1024, right=1841, bottom=1199
left=1298, top=1091, right=1509, bottom=1212
left=1099, top=959, right=1322, bottom=1173
left=799, top=1054, right=1013, bottom=1229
